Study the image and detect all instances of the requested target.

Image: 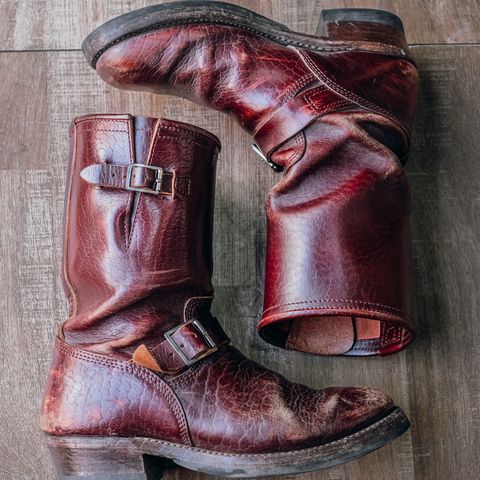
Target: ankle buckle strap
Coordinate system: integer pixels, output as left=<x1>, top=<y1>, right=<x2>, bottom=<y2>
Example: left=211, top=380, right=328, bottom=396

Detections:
left=126, top=163, right=163, bottom=195
left=164, top=320, right=218, bottom=367
left=80, top=163, right=176, bottom=196
left=251, top=144, right=284, bottom=172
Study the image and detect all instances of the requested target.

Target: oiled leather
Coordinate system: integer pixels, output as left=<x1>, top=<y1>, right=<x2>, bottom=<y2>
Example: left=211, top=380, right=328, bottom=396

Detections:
left=168, top=346, right=393, bottom=452
left=94, top=16, right=419, bottom=356
left=42, top=339, right=394, bottom=453
left=41, top=114, right=396, bottom=454
left=61, top=114, right=220, bottom=359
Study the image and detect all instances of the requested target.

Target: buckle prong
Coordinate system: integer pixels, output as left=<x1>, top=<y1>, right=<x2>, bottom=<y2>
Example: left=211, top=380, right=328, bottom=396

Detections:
left=251, top=144, right=284, bottom=173
left=126, top=163, right=163, bottom=195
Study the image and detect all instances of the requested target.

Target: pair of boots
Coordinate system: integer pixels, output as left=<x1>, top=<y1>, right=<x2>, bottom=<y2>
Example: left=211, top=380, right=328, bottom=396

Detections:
left=41, top=3, right=419, bottom=478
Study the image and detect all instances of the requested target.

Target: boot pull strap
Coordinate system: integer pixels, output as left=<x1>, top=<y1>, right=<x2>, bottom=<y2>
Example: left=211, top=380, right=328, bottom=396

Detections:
left=133, top=317, right=230, bottom=374
left=80, top=163, right=179, bottom=196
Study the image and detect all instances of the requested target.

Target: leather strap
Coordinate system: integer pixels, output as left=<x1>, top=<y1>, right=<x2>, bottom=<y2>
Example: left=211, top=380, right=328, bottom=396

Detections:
left=80, top=163, right=178, bottom=196
left=133, top=317, right=230, bottom=374
left=253, top=86, right=353, bottom=165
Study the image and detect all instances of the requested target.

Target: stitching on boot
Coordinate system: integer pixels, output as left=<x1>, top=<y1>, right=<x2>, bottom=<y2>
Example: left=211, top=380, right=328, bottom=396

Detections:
left=58, top=341, right=192, bottom=445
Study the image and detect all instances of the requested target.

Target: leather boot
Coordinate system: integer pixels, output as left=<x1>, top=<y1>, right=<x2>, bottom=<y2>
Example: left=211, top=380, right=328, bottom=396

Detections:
left=41, top=114, right=409, bottom=478
left=83, top=3, right=419, bottom=357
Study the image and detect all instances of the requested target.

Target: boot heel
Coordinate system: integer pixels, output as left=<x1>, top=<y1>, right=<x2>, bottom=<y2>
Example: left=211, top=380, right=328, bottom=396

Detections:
left=317, top=8, right=408, bottom=50
left=46, top=435, right=169, bottom=479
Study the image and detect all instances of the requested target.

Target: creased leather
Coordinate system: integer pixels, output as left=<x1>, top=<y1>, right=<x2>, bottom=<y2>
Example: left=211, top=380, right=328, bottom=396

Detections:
left=41, top=113, right=398, bottom=454
left=61, top=114, right=220, bottom=359
left=95, top=14, right=419, bottom=356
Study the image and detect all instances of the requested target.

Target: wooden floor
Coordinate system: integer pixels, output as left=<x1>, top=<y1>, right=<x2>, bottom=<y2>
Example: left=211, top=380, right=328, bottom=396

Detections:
left=1, top=1, right=479, bottom=479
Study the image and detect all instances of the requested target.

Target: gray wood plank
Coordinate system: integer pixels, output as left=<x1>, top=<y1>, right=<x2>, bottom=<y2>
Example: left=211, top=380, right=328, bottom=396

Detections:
left=0, top=52, right=55, bottom=479
left=406, top=44, right=480, bottom=480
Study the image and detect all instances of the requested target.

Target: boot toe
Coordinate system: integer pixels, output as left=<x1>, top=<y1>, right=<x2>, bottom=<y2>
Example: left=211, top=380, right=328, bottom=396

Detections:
left=318, top=386, right=394, bottom=439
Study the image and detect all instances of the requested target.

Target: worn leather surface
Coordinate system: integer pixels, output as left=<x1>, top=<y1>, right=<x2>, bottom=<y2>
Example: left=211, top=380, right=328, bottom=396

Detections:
left=168, top=346, right=393, bottom=452
left=61, top=114, right=220, bottom=358
left=42, top=113, right=397, bottom=454
left=95, top=15, right=419, bottom=356
left=42, top=339, right=394, bottom=453
left=41, top=339, right=191, bottom=445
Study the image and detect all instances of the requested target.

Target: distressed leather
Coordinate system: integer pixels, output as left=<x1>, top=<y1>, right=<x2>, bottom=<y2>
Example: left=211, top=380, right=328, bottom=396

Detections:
left=60, top=114, right=220, bottom=359
left=94, top=14, right=419, bottom=356
left=42, top=339, right=394, bottom=453
left=41, top=114, right=397, bottom=454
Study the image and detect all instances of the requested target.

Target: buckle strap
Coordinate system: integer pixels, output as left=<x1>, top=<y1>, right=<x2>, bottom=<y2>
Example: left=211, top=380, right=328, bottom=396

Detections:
left=252, top=86, right=352, bottom=167
left=80, top=163, right=176, bottom=196
left=133, top=317, right=230, bottom=374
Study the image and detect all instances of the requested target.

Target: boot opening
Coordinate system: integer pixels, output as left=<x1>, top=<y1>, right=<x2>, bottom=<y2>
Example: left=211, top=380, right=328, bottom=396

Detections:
left=263, top=316, right=413, bottom=356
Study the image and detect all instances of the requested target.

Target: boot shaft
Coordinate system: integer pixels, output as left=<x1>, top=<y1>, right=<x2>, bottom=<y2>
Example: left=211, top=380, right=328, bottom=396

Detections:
left=61, top=114, right=220, bottom=355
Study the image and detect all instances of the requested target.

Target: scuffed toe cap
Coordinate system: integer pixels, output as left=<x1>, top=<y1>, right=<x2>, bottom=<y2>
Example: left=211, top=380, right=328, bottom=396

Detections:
left=316, top=386, right=394, bottom=440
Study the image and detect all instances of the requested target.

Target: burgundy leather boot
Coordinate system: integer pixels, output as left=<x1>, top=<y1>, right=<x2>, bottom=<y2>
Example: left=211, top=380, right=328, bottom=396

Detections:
left=41, top=114, right=409, bottom=478
left=83, top=2, right=419, bottom=357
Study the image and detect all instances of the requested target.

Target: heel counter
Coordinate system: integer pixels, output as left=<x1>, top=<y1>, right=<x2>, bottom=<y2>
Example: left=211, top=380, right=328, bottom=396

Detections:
left=40, top=340, right=66, bottom=434
left=40, top=339, right=190, bottom=444
left=295, top=48, right=419, bottom=137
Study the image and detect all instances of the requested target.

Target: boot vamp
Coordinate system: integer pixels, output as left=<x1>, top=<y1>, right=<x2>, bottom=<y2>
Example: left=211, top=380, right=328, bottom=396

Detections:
left=96, top=25, right=311, bottom=133
left=168, top=346, right=393, bottom=453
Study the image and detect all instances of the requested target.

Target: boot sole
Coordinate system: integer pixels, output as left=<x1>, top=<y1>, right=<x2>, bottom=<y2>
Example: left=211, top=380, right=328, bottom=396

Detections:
left=82, top=1, right=410, bottom=69
left=46, top=407, right=409, bottom=478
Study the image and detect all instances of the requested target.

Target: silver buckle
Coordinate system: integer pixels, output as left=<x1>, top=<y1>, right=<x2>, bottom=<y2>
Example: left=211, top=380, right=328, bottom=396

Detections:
left=164, top=320, right=217, bottom=366
left=126, top=163, right=163, bottom=195
left=251, top=144, right=284, bottom=173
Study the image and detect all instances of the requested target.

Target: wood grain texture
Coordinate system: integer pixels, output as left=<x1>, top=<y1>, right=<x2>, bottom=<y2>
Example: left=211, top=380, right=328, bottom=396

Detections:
left=0, top=3, right=479, bottom=480
left=1, top=0, right=480, bottom=50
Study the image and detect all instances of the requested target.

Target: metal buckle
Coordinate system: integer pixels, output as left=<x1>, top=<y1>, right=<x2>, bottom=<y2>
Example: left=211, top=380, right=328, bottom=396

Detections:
left=251, top=144, right=284, bottom=173
left=164, top=320, right=218, bottom=366
left=126, top=163, right=163, bottom=195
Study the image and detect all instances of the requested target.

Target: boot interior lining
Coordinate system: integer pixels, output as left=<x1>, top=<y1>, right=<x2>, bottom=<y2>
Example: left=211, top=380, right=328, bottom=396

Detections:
left=267, top=316, right=410, bottom=356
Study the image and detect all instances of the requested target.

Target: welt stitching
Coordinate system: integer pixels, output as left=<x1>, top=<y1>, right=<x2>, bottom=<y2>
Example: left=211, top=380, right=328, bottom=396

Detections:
left=59, top=342, right=191, bottom=445
left=133, top=411, right=398, bottom=457
left=76, top=127, right=153, bottom=133
left=92, top=18, right=410, bottom=68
